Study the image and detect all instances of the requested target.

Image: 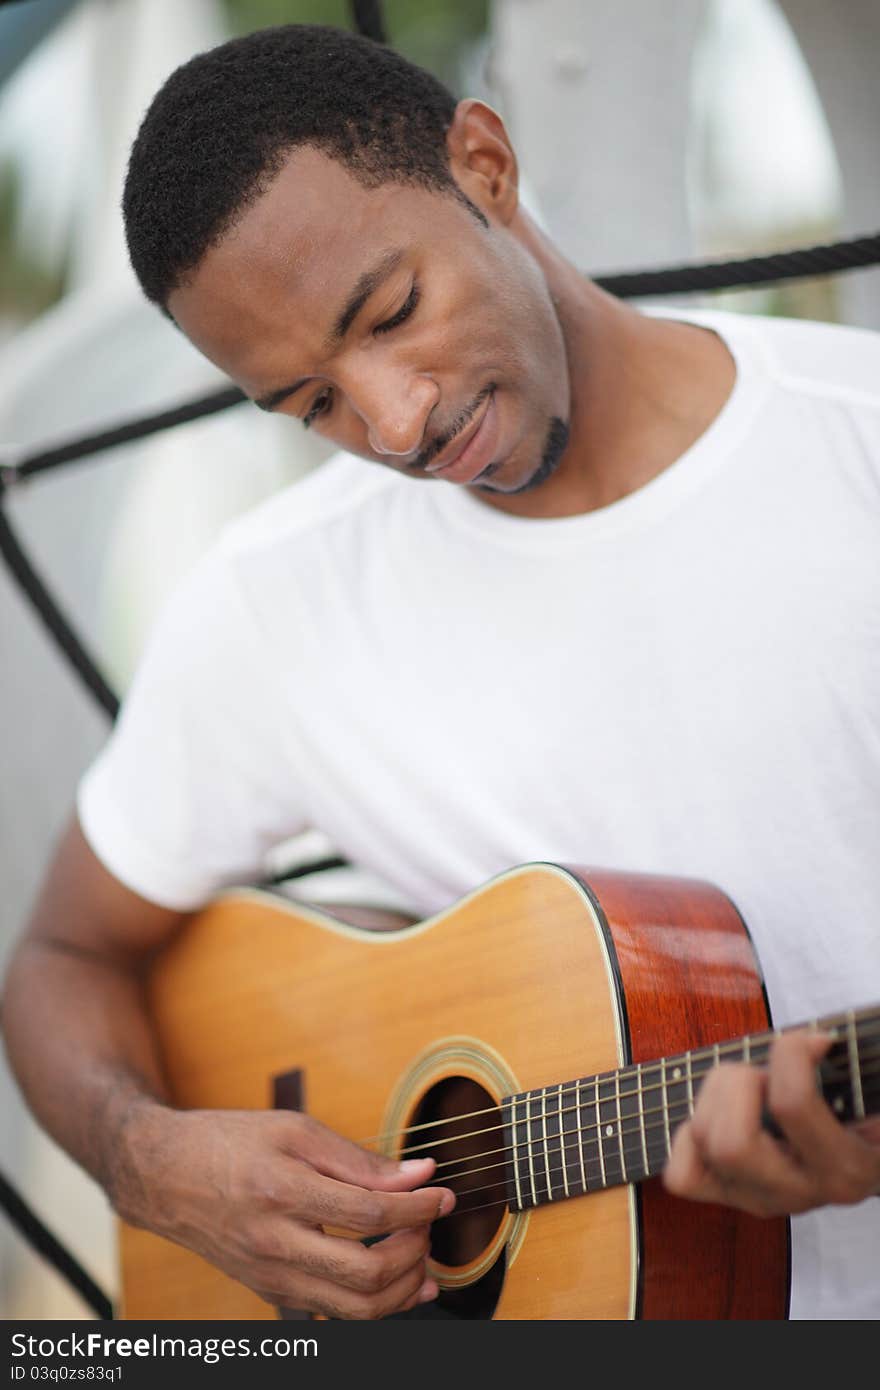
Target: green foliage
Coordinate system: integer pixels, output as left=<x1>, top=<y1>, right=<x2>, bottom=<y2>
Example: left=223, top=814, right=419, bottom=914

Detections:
left=219, top=0, right=489, bottom=89
left=0, top=159, right=67, bottom=325
left=0, top=2, right=488, bottom=329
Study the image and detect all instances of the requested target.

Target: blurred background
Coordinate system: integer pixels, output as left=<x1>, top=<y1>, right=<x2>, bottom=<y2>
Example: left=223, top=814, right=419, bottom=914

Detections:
left=1, top=0, right=877, bottom=1318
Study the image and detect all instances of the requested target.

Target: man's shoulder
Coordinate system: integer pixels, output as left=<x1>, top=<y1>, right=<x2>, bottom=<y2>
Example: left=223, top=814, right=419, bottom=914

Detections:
left=693, top=307, right=880, bottom=407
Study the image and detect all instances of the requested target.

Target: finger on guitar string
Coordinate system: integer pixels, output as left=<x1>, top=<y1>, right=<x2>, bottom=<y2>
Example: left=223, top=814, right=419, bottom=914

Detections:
left=246, top=1106, right=455, bottom=1228
left=261, top=1110, right=457, bottom=1228
left=124, top=1106, right=454, bottom=1315
left=278, top=1110, right=446, bottom=1192
left=246, top=1238, right=440, bottom=1319
left=662, top=1055, right=819, bottom=1216
left=765, top=1030, right=880, bottom=1205
left=855, top=1115, right=880, bottom=1149
left=243, top=1222, right=434, bottom=1301
left=296, top=1166, right=456, bottom=1234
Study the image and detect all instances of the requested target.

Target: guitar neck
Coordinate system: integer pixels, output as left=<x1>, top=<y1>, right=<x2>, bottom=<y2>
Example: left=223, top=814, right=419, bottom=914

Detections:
left=500, top=1005, right=880, bottom=1210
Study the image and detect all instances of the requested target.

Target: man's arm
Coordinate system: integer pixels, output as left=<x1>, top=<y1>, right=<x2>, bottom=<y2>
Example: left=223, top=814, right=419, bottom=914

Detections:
left=663, top=1029, right=880, bottom=1215
left=1, top=814, right=453, bottom=1318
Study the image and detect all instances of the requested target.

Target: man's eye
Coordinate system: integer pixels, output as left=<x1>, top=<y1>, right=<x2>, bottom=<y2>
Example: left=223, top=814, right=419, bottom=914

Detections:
left=303, top=389, right=333, bottom=429
left=373, top=281, right=420, bottom=335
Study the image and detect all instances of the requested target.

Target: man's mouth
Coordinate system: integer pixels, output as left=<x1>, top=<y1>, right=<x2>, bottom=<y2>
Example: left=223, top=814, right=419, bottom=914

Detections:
left=423, top=389, right=499, bottom=484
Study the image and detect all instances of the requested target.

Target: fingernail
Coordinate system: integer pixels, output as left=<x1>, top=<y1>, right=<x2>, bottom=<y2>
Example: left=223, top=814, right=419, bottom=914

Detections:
left=399, top=1159, right=427, bottom=1173
left=418, top=1279, right=439, bottom=1304
left=438, top=1191, right=455, bottom=1216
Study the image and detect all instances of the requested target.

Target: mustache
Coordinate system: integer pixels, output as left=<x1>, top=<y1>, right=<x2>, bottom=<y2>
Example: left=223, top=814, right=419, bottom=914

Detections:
left=412, top=383, right=496, bottom=471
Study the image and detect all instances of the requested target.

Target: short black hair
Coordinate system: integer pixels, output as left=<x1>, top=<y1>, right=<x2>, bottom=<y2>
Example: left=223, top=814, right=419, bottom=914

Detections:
left=122, top=23, right=481, bottom=309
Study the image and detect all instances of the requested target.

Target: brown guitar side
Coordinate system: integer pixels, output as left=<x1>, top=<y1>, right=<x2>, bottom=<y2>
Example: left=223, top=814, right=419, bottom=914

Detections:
left=118, top=863, right=788, bottom=1320
left=572, top=867, right=788, bottom=1318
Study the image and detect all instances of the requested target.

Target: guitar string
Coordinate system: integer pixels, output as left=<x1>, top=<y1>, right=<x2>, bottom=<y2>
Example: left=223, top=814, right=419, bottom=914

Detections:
left=393, top=1030, right=880, bottom=1157
left=434, top=1111, right=687, bottom=1205
left=429, top=1057, right=880, bottom=1197
left=413, top=1051, right=880, bottom=1194
left=376, top=1020, right=880, bottom=1225
left=356, top=1014, right=880, bottom=1151
left=372, top=1035, right=880, bottom=1166
left=415, top=1045, right=880, bottom=1173
left=441, top=1113, right=797, bottom=1214
left=354, top=1050, right=880, bottom=1207
left=424, top=1063, right=880, bottom=1219
left=383, top=1045, right=878, bottom=1173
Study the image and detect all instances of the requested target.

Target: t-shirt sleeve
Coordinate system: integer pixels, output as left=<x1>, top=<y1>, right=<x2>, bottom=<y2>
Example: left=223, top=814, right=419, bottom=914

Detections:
left=77, top=548, right=309, bottom=909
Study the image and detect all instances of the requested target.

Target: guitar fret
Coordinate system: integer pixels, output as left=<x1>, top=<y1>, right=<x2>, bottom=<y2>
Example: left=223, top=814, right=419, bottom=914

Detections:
left=847, top=1010, right=866, bottom=1120
left=640, top=1063, right=668, bottom=1176
left=636, top=1063, right=649, bottom=1174
left=617, top=1067, right=648, bottom=1181
left=669, top=1058, right=690, bottom=1124
left=540, top=1087, right=553, bottom=1200
left=557, top=1082, right=575, bottom=1196
left=691, top=1048, right=719, bottom=1099
left=661, top=1057, right=671, bottom=1156
left=636, top=1064, right=663, bottom=1177
left=525, top=1092, right=537, bottom=1207
left=597, top=1074, right=625, bottom=1185
left=509, top=1096, right=524, bottom=1211
left=615, top=1070, right=628, bottom=1182
left=594, top=1075, right=606, bottom=1188
left=558, top=1084, right=570, bottom=1198
left=498, top=1005, right=879, bottom=1217
left=575, top=1078, right=587, bottom=1193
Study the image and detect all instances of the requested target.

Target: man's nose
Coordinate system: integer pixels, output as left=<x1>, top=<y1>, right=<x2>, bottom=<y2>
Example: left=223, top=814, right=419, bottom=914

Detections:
left=364, top=375, right=440, bottom=458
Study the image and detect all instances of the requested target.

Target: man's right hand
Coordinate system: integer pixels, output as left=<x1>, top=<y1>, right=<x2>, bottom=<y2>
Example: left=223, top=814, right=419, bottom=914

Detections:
left=117, top=1104, right=456, bottom=1319
left=2, top=818, right=453, bottom=1319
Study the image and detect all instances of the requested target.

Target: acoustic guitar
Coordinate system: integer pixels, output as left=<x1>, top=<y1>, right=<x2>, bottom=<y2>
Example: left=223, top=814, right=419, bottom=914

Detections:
left=118, top=862, right=879, bottom=1320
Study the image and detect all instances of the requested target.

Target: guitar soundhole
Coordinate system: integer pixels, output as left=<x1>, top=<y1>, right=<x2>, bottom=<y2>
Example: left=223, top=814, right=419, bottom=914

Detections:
left=406, top=1075, right=508, bottom=1318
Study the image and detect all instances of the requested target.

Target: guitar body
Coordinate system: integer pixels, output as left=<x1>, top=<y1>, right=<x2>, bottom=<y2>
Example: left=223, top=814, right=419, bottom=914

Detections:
left=119, top=863, right=789, bottom=1320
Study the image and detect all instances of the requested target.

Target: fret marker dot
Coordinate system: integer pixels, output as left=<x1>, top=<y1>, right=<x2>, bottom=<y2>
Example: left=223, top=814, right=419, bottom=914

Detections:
left=833, top=1097, right=844, bottom=1112
left=605, top=1124, right=614, bottom=1137
left=672, top=1068, right=682, bottom=1080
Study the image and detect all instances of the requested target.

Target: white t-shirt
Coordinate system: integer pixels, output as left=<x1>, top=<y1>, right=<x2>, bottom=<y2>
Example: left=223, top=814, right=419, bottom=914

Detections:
left=78, top=308, right=880, bottom=1319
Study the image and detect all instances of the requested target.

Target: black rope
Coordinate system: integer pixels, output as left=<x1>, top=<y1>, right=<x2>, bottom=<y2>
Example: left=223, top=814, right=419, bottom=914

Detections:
left=5, top=384, right=246, bottom=485
left=1, top=230, right=877, bottom=495
left=262, top=855, right=350, bottom=885
left=350, top=0, right=388, bottom=44
left=594, top=231, right=880, bottom=299
left=0, top=1171, right=114, bottom=1319
left=0, top=485, right=119, bottom=719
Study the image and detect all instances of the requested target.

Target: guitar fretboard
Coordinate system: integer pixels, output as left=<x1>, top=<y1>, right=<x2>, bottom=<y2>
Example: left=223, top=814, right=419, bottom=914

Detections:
left=499, top=1006, right=880, bottom=1210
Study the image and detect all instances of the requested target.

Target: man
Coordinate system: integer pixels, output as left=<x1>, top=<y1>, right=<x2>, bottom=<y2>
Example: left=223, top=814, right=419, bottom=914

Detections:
left=3, top=24, right=879, bottom=1320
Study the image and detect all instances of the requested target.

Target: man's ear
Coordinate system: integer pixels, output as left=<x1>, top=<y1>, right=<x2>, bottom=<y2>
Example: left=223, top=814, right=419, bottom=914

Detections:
left=445, top=98, right=519, bottom=226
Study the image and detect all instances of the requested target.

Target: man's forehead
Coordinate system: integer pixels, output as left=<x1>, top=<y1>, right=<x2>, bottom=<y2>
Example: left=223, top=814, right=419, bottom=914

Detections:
left=169, top=149, right=415, bottom=342
left=168, top=148, right=440, bottom=393
left=214, top=145, right=416, bottom=283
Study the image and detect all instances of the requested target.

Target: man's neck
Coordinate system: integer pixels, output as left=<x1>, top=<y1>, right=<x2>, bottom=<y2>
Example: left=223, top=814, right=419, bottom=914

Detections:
left=474, top=209, right=738, bottom=520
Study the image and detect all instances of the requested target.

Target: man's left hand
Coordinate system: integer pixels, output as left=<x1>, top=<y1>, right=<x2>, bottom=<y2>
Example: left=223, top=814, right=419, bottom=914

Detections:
left=663, top=1029, right=880, bottom=1216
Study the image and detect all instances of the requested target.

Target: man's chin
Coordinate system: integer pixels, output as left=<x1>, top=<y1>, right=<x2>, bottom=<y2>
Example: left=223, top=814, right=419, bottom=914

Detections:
left=474, top=417, right=570, bottom=496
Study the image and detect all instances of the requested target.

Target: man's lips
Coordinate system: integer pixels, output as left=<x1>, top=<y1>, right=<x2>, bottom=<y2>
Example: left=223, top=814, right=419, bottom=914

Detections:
left=423, top=391, right=499, bottom=484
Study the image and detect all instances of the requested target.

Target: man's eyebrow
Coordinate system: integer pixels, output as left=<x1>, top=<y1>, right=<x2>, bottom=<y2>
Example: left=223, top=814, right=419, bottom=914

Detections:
left=254, top=377, right=310, bottom=412
left=252, top=247, right=406, bottom=413
left=327, top=247, right=405, bottom=348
